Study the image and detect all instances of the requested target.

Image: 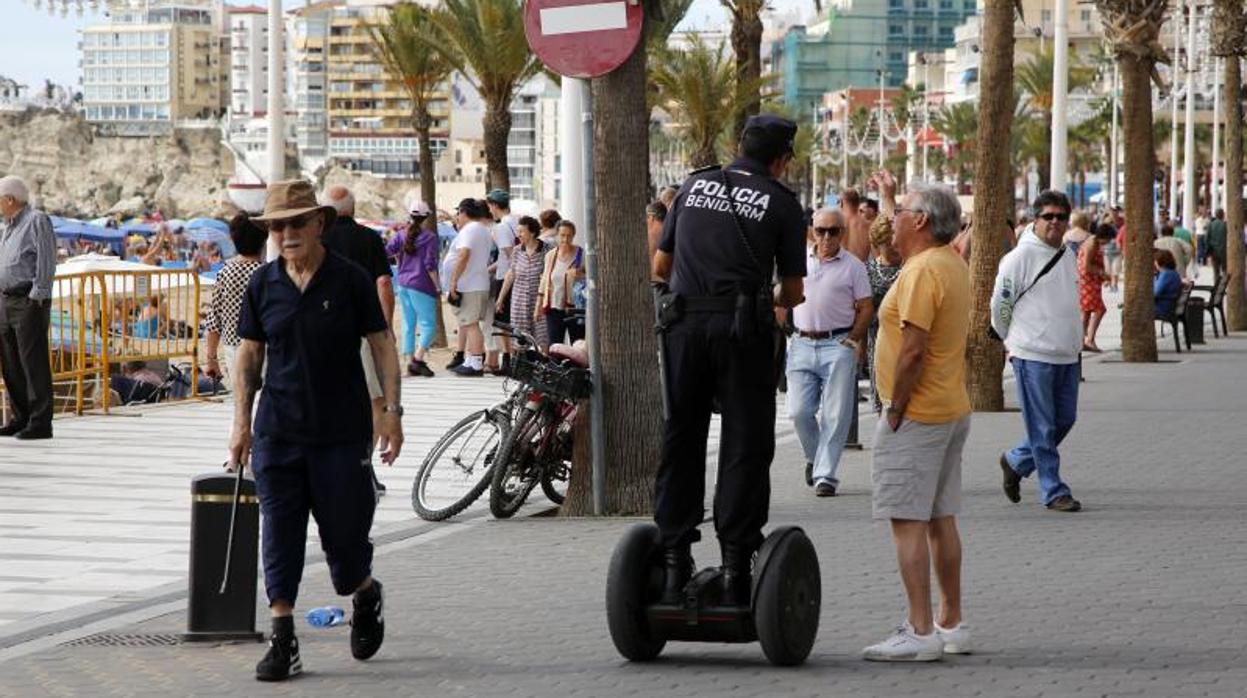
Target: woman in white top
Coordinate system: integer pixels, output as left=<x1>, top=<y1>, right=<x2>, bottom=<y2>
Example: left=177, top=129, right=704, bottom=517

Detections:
left=537, top=220, right=583, bottom=347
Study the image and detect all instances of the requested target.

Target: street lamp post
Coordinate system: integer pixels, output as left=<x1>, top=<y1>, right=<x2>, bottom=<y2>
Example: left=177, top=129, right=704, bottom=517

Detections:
left=1181, top=0, right=1198, bottom=229
left=919, top=53, right=931, bottom=180
left=1212, top=57, right=1222, bottom=213
left=877, top=66, right=886, bottom=167
left=1169, top=8, right=1182, bottom=218
left=1050, top=0, right=1070, bottom=193
left=266, top=0, right=283, bottom=183
left=1109, top=64, right=1120, bottom=206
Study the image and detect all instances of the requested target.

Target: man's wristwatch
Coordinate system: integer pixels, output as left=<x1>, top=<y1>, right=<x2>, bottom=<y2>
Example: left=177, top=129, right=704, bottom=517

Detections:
left=382, top=404, right=404, bottom=417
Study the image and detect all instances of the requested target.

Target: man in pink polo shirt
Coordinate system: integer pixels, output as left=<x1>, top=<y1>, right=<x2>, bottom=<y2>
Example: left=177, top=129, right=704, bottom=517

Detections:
left=786, top=207, right=874, bottom=496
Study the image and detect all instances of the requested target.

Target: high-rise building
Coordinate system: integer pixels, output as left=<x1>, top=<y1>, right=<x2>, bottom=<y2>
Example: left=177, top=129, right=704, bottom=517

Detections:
left=507, top=75, right=560, bottom=203
left=770, top=0, right=978, bottom=117
left=287, top=1, right=336, bottom=163
left=324, top=0, right=449, bottom=177
left=226, top=4, right=268, bottom=118
left=80, top=1, right=224, bottom=135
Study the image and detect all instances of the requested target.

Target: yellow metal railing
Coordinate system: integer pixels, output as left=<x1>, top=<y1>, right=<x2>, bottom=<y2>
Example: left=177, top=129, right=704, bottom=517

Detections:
left=1, top=269, right=204, bottom=418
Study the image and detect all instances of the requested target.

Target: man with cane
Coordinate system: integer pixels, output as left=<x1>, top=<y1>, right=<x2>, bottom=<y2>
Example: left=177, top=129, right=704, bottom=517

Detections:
left=228, top=181, right=404, bottom=681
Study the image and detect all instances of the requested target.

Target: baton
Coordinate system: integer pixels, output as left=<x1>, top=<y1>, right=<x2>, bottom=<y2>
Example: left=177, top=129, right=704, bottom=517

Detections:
left=219, top=460, right=245, bottom=595
left=652, top=284, right=672, bottom=421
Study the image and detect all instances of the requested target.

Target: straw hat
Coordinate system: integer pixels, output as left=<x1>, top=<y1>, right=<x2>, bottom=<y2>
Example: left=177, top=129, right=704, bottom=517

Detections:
left=252, top=180, right=336, bottom=228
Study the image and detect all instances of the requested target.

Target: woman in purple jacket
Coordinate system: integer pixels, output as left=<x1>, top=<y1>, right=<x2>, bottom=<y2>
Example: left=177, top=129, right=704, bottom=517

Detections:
left=387, top=204, right=441, bottom=377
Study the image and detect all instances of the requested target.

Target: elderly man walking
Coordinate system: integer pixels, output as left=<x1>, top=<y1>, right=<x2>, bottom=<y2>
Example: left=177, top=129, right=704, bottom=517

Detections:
left=992, top=191, right=1083, bottom=513
left=0, top=176, right=56, bottom=440
left=786, top=207, right=873, bottom=497
left=864, top=182, right=971, bottom=662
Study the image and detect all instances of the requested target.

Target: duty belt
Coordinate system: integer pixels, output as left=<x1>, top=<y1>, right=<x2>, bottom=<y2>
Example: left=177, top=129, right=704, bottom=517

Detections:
left=682, top=296, right=736, bottom=313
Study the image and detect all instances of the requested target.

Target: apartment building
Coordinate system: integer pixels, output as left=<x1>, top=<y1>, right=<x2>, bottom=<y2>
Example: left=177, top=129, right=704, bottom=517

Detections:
left=287, top=1, right=336, bottom=162
left=226, top=4, right=268, bottom=117
left=80, top=0, right=223, bottom=134
left=324, top=0, right=449, bottom=177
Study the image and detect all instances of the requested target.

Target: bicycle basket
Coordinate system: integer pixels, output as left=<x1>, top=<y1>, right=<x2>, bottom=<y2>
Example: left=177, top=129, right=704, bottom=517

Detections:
left=512, top=353, right=593, bottom=401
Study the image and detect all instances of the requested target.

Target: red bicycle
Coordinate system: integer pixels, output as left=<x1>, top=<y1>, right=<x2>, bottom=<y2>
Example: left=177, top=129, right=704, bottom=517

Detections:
left=487, top=323, right=592, bottom=518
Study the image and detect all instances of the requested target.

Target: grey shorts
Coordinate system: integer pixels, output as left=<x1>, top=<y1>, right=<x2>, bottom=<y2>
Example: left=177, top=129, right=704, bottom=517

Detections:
left=454, top=290, right=489, bottom=325
left=871, top=414, right=970, bottom=521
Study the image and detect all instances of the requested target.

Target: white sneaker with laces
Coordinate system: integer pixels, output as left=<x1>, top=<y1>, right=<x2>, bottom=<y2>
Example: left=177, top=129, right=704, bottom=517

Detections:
left=934, top=622, right=970, bottom=654
left=862, top=622, right=944, bottom=662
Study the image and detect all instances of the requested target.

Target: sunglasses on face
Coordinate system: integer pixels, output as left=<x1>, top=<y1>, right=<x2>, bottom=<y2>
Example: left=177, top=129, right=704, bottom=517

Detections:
left=267, top=214, right=316, bottom=232
left=1038, top=212, right=1070, bottom=223
left=813, top=226, right=843, bottom=237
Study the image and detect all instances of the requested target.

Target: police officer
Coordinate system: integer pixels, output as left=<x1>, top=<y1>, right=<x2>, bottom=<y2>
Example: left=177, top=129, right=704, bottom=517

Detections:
left=652, top=115, right=807, bottom=606
left=228, top=181, right=404, bottom=681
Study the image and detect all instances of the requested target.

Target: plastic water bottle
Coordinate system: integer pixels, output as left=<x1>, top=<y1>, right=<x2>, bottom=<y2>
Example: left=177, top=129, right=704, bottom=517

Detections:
left=305, top=606, right=345, bottom=628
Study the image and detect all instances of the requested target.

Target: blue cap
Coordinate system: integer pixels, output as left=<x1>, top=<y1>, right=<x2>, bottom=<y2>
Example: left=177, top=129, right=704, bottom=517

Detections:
left=742, top=114, right=798, bottom=154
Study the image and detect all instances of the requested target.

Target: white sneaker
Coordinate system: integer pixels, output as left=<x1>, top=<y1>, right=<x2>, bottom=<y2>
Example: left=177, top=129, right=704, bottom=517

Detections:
left=934, top=622, right=971, bottom=654
left=862, top=622, right=943, bottom=662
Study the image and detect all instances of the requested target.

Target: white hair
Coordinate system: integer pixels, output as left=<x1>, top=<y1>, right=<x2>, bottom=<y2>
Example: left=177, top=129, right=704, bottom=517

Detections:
left=0, top=175, right=30, bottom=204
left=812, top=206, right=844, bottom=224
left=906, top=181, right=962, bottom=243
left=323, top=185, right=355, bottom=216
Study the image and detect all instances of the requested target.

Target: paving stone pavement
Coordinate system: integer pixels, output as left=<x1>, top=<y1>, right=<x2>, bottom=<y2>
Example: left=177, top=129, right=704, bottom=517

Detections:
left=2, top=325, right=1245, bottom=696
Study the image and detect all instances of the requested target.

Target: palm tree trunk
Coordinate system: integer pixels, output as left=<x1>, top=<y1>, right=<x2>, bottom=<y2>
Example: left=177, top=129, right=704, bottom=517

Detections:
left=966, top=0, right=1015, bottom=411
left=414, top=112, right=448, bottom=349
left=1225, top=56, right=1246, bottom=329
left=1118, top=52, right=1159, bottom=361
left=729, top=9, right=763, bottom=141
left=561, top=13, right=663, bottom=516
left=483, top=98, right=513, bottom=193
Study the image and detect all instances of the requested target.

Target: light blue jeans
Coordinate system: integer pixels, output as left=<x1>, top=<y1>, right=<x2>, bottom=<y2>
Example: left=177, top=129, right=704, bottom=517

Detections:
left=397, top=285, right=438, bottom=356
left=1005, top=357, right=1079, bottom=504
left=786, top=335, right=858, bottom=487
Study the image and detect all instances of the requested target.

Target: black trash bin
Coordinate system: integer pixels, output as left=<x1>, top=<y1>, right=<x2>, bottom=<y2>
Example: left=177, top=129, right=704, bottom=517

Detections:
left=1186, top=297, right=1207, bottom=345
left=182, top=471, right=264, bottom=642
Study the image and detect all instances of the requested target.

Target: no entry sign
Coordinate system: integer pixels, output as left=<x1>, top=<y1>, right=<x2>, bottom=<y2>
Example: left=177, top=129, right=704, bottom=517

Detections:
left=523, top=0, right=644, bottom=79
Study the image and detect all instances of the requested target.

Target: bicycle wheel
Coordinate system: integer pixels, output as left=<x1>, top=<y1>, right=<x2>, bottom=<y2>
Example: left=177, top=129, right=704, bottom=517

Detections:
left=412, top=409, right=509, bottom=521
left=539, top=417, right=573, bottom=505
left=489, top=407, right=548, bottom=519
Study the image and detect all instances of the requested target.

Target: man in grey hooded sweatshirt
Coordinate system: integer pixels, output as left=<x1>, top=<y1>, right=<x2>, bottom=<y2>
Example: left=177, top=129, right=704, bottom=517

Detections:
left=990, top=190, right=1084, bottom=513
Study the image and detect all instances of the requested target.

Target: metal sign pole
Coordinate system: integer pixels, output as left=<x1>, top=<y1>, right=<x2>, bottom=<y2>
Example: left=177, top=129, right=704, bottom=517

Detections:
left=582, top=89, right=606, bottom=516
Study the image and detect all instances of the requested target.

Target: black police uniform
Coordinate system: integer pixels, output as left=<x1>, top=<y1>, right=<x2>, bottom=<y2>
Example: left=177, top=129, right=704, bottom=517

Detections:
left=237, top=250, right=388, bottom=606
left=654, top=125, right=806, bottom=566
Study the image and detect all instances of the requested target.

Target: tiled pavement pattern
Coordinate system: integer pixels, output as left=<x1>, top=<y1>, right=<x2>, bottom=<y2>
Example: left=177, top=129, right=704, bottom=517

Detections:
left=1, top=325, right=1245, bottom=694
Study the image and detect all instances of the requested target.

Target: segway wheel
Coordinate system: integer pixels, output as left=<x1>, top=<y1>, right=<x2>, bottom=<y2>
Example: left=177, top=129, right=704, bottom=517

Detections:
left=605, top=523, right=667, bottom=662
left=753, top=527, right=821, bottom=666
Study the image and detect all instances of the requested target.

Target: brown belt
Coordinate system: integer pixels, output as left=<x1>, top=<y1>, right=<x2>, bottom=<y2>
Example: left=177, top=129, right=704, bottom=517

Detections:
left=796, top=328, right=851, bottom=340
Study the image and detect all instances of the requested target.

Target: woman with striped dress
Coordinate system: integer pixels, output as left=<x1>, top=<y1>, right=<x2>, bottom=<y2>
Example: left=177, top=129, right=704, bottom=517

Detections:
left=498, top=216, right=549, bottom=351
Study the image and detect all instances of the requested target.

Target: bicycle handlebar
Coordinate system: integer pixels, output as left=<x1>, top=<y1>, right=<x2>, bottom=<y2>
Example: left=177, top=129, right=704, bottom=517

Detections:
left=492, top=320, right=540, bottom=351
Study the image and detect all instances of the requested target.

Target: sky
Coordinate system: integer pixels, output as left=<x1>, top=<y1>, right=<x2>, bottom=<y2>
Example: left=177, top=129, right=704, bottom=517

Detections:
left=4, top=0, right=812, bottom=90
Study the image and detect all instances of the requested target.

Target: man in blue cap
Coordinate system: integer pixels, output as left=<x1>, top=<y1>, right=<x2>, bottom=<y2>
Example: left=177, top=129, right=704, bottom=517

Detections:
left=651, top=114, right=807, bottom=606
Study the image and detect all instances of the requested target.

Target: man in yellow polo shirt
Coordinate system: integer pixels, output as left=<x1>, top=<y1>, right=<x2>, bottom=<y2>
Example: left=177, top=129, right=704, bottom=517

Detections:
left=864, top=181, right=972, bottom=662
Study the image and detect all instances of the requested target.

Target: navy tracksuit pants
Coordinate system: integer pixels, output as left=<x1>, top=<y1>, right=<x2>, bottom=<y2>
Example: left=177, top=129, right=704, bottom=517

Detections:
left=251, top=437, right=376, bottom=606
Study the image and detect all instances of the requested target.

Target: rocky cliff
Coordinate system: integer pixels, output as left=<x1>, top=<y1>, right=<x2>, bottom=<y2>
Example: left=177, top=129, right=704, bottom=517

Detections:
left=0, top=108, right=235, bottom=218
left=0, top=108, right=428, bottom=220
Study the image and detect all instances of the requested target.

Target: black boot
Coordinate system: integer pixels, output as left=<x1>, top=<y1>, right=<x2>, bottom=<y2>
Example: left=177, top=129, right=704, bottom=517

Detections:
left=448, top=349, right=468, bottom=371
left=660, top=544, right=693, bottom=605
left=720, top=542, right=752, bottom=607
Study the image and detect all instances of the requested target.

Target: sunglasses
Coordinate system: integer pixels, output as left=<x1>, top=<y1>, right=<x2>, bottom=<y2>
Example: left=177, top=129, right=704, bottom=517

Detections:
left=1038, top=212, right=1070, bottom=222
left=267, top=213, right=317, bottom=232
left=813, top=226, right=843, bottom=237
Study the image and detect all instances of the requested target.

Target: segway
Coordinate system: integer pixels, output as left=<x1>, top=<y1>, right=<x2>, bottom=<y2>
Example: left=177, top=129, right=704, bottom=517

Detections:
left=605, top=523, right=820, bottom=666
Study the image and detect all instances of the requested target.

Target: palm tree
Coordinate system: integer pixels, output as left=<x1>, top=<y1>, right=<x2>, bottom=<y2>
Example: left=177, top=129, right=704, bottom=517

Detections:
left=423, top=0, right=540, bottom=192
left=563, top=0, right=665, bottom=515
left=1095, top=0, right=1168, bottom=362
left=722, top=0, right=767, bottom=138
left=1014, top=46, right=1098, bottom=188
left=966, top=0, right=1016, bottom=411
left=1212, top=0, right=1246, bottom=329
left=651, top=36, right=771, bottom=168
left=368, top=2, right=452, bottom=212
left=931, top=101, right=978, bottom=188
left=1068, top=118, right=1107, bottom=205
